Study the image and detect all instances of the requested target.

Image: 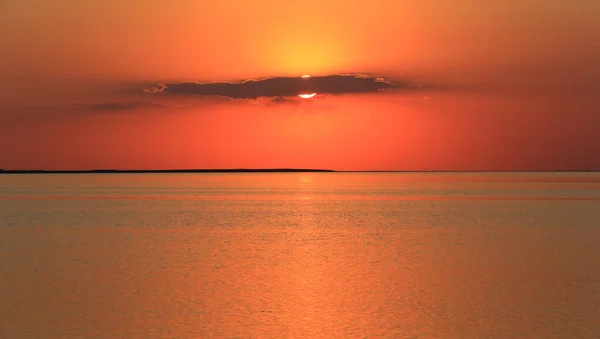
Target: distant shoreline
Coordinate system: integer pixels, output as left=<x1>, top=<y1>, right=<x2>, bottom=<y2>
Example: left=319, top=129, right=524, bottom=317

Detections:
left=0, top=169, right=598, bottom=174
left=0, top=169, right=335, bottom=174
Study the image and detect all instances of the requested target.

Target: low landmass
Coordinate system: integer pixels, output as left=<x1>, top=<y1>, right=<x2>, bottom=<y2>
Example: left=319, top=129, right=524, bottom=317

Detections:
left=0, top=168, right=336, bottom=174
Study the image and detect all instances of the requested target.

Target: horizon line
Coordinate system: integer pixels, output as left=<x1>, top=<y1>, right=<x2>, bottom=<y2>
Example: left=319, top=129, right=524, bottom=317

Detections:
left=0, top=168, right=599, bottom=174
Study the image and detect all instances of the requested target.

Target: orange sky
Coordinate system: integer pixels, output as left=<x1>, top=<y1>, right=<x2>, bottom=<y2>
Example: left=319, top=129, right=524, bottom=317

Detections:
left=1, top=0, right=600, bottom=170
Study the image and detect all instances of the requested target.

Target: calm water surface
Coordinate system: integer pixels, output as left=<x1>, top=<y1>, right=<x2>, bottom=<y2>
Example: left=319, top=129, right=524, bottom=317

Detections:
left=1, top=173, right=600, bottom=338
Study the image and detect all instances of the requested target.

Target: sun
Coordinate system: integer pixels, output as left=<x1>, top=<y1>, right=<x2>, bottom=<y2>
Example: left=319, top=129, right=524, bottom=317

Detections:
left=299, top=75, right=315, bottom=98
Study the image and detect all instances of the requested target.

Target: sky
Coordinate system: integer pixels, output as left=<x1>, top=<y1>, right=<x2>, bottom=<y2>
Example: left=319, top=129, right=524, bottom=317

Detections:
left=1, top=0, right=599, bottom=170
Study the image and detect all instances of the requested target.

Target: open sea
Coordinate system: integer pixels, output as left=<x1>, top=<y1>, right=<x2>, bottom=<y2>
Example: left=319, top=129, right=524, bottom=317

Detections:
left=1, top=172, right=600, bottom=338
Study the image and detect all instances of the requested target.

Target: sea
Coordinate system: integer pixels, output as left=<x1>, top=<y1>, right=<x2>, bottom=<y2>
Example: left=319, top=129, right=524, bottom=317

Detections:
left=1, top=172, right=599, bottom=338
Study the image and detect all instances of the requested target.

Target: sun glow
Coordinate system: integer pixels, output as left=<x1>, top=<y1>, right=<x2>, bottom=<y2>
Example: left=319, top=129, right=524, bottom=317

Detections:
left=298, top=93, right=316, bottom=99
left=302, top=75, right=311, bottom=78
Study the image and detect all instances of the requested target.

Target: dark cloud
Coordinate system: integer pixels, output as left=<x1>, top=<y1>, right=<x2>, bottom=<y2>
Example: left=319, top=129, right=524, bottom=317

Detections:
left=144, top=74, right=401, bottom=99
left=81, top=101, right=167, bottom=111
left=270, top=96, right=287, bottom=104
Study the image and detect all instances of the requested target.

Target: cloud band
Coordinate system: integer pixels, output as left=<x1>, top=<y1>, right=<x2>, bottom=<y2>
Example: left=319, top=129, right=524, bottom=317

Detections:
left=144, top=74, right=397, bottom=99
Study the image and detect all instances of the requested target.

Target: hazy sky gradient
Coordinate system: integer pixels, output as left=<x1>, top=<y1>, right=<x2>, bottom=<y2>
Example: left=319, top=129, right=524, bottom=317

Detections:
left=1, top=0, right=599, bottom=170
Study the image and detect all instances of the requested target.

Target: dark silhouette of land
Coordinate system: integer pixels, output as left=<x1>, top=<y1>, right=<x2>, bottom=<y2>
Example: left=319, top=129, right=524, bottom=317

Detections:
left=0, top=168, right=336, bottom=174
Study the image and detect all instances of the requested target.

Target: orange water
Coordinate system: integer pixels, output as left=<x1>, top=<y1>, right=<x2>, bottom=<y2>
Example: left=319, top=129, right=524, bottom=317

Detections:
left=2, top=173, right=600, bottom=338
